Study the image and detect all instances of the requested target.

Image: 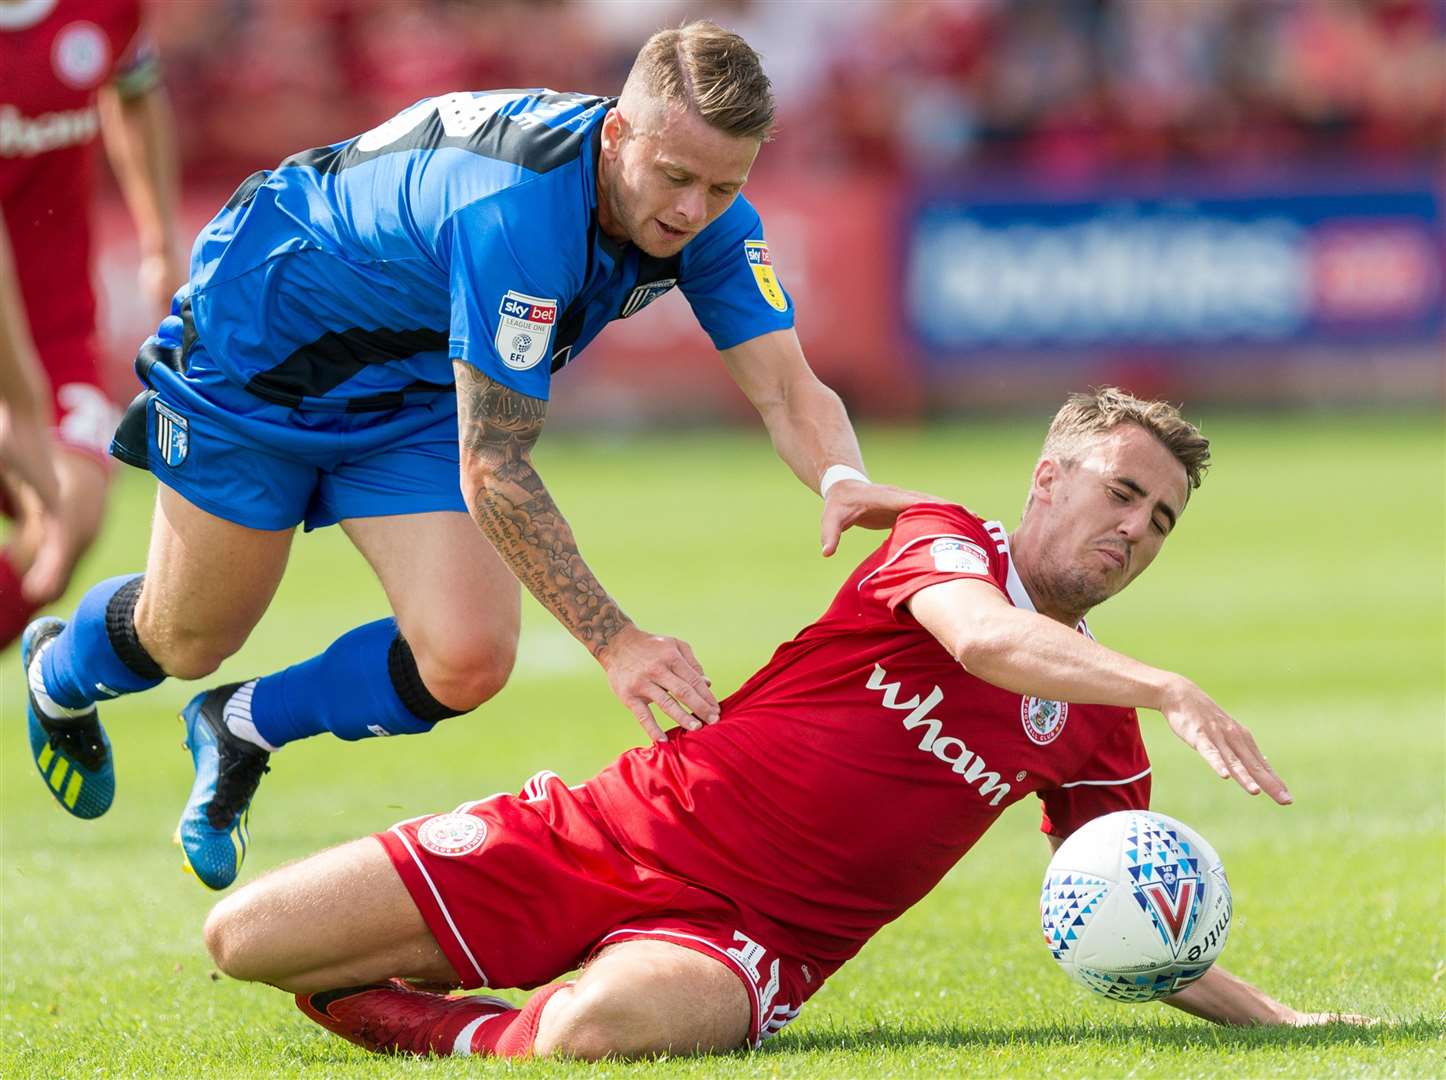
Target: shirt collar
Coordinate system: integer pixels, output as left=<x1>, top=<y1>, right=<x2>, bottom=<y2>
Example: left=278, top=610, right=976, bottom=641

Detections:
left=987, top=520, right=1093, bottom=637
left=586, top=100, right=627, bottom=263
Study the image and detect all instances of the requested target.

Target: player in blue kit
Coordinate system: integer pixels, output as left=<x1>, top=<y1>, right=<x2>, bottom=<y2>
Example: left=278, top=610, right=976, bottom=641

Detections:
left=20, top=22, right=923, bottom=889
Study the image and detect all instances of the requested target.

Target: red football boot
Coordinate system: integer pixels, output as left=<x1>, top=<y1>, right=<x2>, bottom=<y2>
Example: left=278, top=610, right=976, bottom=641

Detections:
left=296, top=979, right=517, bottom=1056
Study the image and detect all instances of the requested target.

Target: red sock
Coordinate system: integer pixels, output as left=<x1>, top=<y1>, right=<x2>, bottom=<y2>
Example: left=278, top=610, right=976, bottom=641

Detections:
left=0, top=552, right=39, bottom=651
left=469, top=981, right=571, bottom=1058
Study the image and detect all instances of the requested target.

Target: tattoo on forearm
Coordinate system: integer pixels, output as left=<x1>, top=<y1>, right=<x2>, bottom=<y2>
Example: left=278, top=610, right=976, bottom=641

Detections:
left=455, top=365, right=629, bottom=656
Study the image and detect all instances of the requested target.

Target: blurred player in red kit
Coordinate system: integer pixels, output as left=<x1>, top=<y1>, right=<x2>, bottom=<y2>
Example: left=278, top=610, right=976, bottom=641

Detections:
left=0, top=0, right=182, bottom=646
left=201, top=389, right=1365, bottom=1060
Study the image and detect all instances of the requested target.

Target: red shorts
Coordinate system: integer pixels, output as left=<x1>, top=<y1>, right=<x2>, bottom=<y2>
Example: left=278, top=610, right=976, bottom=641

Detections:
left=377, top=772, right=814, bottom=1047
left=37, top=332, right=118, bottom=464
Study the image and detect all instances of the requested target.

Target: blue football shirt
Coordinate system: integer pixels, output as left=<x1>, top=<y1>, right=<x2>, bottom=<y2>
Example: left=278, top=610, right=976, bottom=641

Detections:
left=185, top=90, right=795, bottom=413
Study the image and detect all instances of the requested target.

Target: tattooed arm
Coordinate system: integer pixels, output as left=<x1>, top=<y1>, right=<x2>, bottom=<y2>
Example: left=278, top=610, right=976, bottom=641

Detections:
left=454, top=362, right=719, bottom=740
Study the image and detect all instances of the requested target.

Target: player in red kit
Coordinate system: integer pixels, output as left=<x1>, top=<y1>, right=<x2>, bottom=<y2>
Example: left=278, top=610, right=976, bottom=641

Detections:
left=0, top=0, right=181, bottom=644
left=201, top=389, right=1363, bottom=1059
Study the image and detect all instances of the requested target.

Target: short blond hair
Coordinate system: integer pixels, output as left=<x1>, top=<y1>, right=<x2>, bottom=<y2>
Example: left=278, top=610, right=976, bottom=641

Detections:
left=622, top=20, right=775, bottom=141
left=1042, top=387, right=1211, bottom=495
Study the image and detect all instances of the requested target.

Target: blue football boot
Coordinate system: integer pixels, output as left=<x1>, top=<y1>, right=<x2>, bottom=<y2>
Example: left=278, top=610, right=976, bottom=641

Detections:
left=22, top=617, right=115, bottom=819
left=177, top=684, right=270, bottom=890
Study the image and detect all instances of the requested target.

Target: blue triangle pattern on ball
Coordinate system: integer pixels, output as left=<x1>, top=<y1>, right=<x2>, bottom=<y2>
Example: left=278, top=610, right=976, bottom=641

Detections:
left=1041, top=871, right=1110, bottom=960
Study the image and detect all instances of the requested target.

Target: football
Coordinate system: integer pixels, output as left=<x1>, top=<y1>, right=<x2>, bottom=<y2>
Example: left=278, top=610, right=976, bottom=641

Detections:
left=1041, top=810, right=1232, bottom=1003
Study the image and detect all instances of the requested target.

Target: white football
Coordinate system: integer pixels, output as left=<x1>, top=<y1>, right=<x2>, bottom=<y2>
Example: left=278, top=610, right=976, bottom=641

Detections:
left=1041, top=810, right=1232, bottom=1002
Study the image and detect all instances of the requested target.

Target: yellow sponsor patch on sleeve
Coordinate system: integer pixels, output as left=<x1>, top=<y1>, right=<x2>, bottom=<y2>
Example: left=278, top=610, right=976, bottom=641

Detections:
left=744, top=240, right=788, bottom=312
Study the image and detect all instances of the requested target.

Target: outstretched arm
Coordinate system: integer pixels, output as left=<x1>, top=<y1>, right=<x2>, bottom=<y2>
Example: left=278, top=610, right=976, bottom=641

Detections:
left=910, top=578, right=1290, bottom=802
left=98, top=80, right=183, bottom=318
left=1161, top=965, right=1372, bottom=1026
left=0, top=214, right=74, bottom=603
left=453, top=362, right=718, bottom=740
left=0, top=214, right=58, bottom=506
left=720, top=329, right=934, bottom=555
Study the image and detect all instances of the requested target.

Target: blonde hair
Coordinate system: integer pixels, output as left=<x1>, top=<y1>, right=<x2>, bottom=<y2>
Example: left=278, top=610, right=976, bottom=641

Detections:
left=622, top=20, right=775, bottom=141
left=1042, top=387, right=1211, bottom=495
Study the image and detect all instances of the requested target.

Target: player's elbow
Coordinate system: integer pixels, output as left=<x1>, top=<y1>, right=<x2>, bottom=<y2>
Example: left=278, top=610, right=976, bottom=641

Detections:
left=948, top=620, right=1013, bottom=677
left=457, top=455, right=504, bottom=507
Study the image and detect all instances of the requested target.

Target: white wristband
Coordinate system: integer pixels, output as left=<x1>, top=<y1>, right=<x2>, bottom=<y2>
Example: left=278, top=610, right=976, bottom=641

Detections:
left=819, top=464, right=869, bottom=500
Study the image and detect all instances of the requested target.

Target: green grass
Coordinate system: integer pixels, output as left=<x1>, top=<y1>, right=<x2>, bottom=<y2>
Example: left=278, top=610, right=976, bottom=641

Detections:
left=2, top=414, right=1443, bottom=1077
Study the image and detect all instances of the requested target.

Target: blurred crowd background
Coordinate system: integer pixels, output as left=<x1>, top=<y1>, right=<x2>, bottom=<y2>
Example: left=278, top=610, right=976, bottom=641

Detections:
left=155, top=0, right=1444, bottom=182
left=92, top=0, right=1445, bottom=420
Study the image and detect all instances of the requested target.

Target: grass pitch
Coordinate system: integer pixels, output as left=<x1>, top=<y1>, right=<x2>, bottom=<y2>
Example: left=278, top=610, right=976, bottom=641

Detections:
left=2, top=413, right=1442, bottom=1078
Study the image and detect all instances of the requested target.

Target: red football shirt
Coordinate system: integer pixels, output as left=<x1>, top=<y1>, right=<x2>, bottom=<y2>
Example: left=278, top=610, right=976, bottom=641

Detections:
left=1, top=0, right=156, bottom=346
left=588, top=503, right=1152, bottom=972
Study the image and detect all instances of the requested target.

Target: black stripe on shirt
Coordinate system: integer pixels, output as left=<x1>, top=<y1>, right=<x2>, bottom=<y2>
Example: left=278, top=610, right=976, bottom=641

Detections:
left=246, top=326, right=450, bottom=409
left=280, top=92, right=610, bottom=178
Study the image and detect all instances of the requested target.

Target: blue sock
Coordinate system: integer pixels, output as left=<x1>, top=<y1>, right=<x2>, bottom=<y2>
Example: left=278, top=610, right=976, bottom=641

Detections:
left=40, top=575, right=166, bottom=709
left=249, top=619, right=451, bottom=748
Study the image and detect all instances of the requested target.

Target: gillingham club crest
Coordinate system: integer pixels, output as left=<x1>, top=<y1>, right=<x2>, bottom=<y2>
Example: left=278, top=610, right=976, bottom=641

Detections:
left=620, top=278, right=676, bottom=319
left=152, top=399, right=189, bottom=468
left=1021, top=696, right=1068, bottom=745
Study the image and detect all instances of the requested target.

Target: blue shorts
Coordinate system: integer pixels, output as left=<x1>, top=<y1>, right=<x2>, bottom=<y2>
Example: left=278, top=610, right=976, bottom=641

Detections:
left=135, top=342, right=466, bottom=532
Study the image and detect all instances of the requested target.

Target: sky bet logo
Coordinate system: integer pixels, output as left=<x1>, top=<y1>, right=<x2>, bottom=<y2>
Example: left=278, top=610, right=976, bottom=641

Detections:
left=495, top=290, right=557, bottom=371
left=744, top=241, right=772, bottom=266
left=499, top=296, right=556, bottom=324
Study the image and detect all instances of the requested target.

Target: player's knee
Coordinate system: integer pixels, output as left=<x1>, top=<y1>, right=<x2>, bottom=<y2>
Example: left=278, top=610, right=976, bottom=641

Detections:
left=410, top=630, right=517, bottom=712
left=204, top=890, right=301, bottom=987
left=537, top=981, right=692, bottom=1061
left=203, top=895, right=262, bottom=982
left=535, top=983, right=641, bottom=1060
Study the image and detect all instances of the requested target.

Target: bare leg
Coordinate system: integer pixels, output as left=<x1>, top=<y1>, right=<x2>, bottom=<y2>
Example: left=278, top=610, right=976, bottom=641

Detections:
left=209, top=837, right=752, bottom=1058
left=341, top=511, right=520, bottom=710
left=134, top=485, right=294, bottom=679
left=535, top=940, right=751, bottom=1059
left=205, top=836, right=454, bottom=993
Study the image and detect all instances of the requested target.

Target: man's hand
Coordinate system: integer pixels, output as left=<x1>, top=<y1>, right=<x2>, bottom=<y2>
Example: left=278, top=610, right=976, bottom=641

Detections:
left=598, top=625, right=720, bottom=743
left=0, top=474, right=74, bottom=604
left=138, top=245, right=185, bottom=320
left=820, top=480, right=937, bottom=557
left=1165, top=964, right=1375, bottom=1026
left=1159, top=678, right=1292, bottom=804
left=455, top=364, right=722, bottom=743
left=1286, top=1011, right=1378, bottom=1027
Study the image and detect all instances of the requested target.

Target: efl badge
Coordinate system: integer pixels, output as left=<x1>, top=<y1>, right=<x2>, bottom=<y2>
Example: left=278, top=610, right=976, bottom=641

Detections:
left=495, top=291, right=557, bottom=370
left=743, top=241, right=787, bottom=312
left=1021, top=696, right=1068, bottom=745
left=930, top=537, right=989, bottom=575
left=152, top=399, right=189, bottom=468
left=620, top=278, right=676, bottom=318
left=417, top=813, right=488, bottom=857
left=53, top=21, right=110, bottom=89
